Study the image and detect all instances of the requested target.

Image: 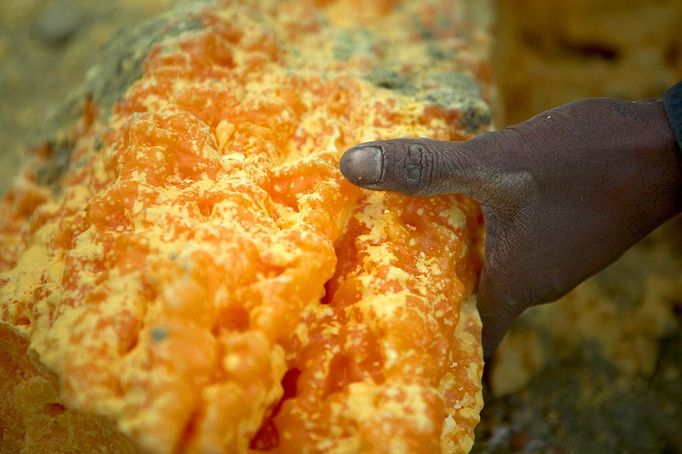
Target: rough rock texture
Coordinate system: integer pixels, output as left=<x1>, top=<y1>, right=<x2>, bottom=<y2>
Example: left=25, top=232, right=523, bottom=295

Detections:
left=0, top=0, right=493, bottom=452
left=0, top=324, right=139, bottom=453
left=0, top=0, right=174, bottom=196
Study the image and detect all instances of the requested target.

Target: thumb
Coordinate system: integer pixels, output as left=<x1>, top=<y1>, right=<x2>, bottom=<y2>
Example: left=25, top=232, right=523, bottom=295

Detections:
left=340, top=138, right=486, bottom=197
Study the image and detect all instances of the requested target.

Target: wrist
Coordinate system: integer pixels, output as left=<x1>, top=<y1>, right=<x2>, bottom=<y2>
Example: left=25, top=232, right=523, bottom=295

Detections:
left=636, top=99, right=682, bottom=217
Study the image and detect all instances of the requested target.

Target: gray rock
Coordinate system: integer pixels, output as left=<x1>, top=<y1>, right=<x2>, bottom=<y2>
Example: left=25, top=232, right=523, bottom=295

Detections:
left=36, top=2, right=84, bottom=46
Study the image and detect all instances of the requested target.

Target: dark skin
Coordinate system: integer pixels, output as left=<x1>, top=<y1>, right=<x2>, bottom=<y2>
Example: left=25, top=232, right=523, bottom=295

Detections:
left=339, top=97, right=682, bottom=359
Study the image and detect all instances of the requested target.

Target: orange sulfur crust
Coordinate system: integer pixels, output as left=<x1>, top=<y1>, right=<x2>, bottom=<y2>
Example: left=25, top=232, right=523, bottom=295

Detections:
left=0, top=0, right=488, bottom=452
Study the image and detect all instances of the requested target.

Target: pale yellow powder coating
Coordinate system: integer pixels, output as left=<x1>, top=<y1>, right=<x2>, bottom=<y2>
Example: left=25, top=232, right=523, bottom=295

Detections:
left=0, top=0, right=490, bottom=452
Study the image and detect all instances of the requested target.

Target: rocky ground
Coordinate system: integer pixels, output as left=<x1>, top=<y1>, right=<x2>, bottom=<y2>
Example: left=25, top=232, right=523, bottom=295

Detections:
left=1, top=1, right=680, bottom=452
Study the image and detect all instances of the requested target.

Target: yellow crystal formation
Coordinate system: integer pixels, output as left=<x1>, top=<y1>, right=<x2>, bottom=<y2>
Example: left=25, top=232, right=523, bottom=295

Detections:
left=0, top=0, right=492, bottom=452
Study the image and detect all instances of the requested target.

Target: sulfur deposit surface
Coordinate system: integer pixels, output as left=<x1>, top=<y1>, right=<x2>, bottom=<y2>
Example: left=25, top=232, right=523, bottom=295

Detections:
left=0, top=0, right=492, bottom=452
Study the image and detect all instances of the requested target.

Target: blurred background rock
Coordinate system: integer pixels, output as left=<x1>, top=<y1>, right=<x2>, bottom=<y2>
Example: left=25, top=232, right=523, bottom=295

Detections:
left=494, top=0, right=682, bottom=124
left=1, top=0, right=681, bottom=452
left=482, top=1, right=682, bottom=452
left=0, top=0, right=172, bottom=195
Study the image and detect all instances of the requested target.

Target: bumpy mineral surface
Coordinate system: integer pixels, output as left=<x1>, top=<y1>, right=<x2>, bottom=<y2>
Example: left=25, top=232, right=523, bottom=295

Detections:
left=0, top=0, right=492, bottom=452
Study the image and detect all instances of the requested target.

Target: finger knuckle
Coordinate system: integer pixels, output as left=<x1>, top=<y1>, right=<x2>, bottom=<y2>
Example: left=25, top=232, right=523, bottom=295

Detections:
left=401, top=140, right=437, bottom=194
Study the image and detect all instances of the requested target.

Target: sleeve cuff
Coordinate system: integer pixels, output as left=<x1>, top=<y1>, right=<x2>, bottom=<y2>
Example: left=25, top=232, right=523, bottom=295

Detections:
left=663, top=81, right=682, bottom=152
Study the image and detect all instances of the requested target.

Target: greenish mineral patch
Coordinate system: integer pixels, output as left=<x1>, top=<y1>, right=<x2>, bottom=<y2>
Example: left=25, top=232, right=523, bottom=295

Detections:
left=333, top=28, right=375, bottom=61
left=30, top=3, right=207, bottom=194
left=151, top=327, right=167, bottom=343
left=366, top=68, right=414, bottom=93
left=36, top=140, right=73, bottom=193
left=427, top=43, right=456, bottom=61
left=419, top=72, right=491, bottom=132
left=423, top=72, right=480, bottom=105
left=366, top=66, right=491, bottom=133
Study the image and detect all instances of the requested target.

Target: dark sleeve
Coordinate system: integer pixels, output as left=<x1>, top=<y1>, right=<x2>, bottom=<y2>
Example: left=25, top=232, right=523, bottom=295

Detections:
left=663, top=81, right=682, bottom=152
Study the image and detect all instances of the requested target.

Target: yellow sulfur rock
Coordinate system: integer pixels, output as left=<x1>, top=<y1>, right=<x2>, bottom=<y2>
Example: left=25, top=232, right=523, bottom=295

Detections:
left=0, top=0, right=492, bottom=452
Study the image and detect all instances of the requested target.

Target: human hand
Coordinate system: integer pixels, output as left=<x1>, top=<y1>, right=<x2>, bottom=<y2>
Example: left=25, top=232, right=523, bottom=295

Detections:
left=339, top=98, right=682, bottom=358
